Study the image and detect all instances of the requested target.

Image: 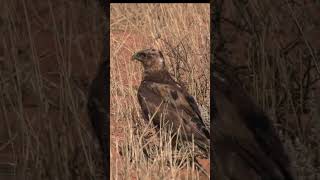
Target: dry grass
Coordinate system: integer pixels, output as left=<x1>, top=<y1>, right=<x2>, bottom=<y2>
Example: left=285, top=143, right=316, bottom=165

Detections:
left=245, top=54, right=320, bottom=179
left=110, top=3, right=210, bottom=180
left=0, top=0, right=105, bottom=179
left=214, top=0, right=320, bottom=179
left=1, top=1, right=318, bottom=179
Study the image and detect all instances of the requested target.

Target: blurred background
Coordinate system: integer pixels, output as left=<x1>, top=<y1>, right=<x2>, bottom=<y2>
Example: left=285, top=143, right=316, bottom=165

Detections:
left=0, top=0, right=106, bottom=179
left=213, top=1, right=320, bottom=179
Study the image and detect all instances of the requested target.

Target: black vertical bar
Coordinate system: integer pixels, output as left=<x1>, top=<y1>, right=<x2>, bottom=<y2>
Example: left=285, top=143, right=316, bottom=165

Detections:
left=210, top=1, right=214, bottom=179
left=210, top=1, right=223, bottom=180
left=103, top=1, right=110, bottom=180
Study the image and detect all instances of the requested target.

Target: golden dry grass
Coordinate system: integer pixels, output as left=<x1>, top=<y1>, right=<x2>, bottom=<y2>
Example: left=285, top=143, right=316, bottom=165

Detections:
left=1, top=1, right=319, bottom=179
left=110, top=3, right=210, bottom=180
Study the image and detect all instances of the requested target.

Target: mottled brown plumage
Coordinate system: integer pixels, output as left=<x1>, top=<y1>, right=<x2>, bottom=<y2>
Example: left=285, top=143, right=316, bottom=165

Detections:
left=133, top=48, right=210, bottom=153
left=213, top=68, right=295, bottom=180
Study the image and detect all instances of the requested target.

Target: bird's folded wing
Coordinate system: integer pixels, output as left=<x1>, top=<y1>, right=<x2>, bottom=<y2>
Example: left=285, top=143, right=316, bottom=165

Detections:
left=215, top=75, right=294, bottom=180
left=148, top=82, right=209, bottom=139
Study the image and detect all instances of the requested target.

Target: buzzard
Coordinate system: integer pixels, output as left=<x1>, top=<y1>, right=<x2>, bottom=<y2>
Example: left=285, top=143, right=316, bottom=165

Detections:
left=132, top=48, right=210, bottom=153
left=213, top=68, right=295, bottom=180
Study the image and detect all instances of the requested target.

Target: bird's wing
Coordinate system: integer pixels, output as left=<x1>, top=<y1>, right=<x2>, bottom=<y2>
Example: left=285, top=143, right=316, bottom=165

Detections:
left=173, top=83, right=210, bottom=140
left=214, top=89, right=286, bottom=179
left=214, top=75, right=294, bottom=180
left=138, top=80, right=210, bottom=145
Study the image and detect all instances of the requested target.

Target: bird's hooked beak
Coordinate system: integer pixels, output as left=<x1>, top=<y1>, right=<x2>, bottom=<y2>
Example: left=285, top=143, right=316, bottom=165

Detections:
left=132, top=51, right=146, bottom=61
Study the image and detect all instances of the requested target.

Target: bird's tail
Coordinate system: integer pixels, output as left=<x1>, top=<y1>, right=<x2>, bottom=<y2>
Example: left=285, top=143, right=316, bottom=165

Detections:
left=195, top=138, right=210, bottom=158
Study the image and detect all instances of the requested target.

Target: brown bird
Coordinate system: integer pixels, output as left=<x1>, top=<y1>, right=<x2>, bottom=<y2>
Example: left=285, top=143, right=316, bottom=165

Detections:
left=87, top=60, right=107, bottom=148
left=213, top=68, right=295, bottom=180
left=87, top=60, right=108, bottom=180
left=132, top=48, right=210, bottom=153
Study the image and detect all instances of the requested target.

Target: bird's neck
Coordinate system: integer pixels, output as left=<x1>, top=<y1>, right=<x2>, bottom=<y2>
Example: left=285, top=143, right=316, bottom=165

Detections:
left=143, top=70, right=175, bottom=84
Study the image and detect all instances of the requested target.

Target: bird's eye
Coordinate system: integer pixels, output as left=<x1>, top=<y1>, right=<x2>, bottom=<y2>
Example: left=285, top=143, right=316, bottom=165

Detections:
left=140, top=53, right=146, bottom=58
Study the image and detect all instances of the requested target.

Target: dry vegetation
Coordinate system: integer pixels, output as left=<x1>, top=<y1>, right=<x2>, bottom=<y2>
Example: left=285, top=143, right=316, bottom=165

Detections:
left=4, top=1, right=317, bottom=179
left=110, top=3, right=210, bottom=180
left=214, top=1, right=320, bottom=179
left=0, top=0, right=105, bottom=179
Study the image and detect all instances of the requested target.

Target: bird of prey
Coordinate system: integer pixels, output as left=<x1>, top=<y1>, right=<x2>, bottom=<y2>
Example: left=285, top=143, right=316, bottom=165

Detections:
left=132, top=48, right=210, bottom=153
left=213, top=68, right=295, bottom=180
left=87, top=60, right=108, bottom=180
left=87, top=60, right=107, bottom=148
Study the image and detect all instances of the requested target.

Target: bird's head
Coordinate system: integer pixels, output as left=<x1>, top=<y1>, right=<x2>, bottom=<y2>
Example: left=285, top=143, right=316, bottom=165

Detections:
left=132, top=48, right=166, bottom=72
